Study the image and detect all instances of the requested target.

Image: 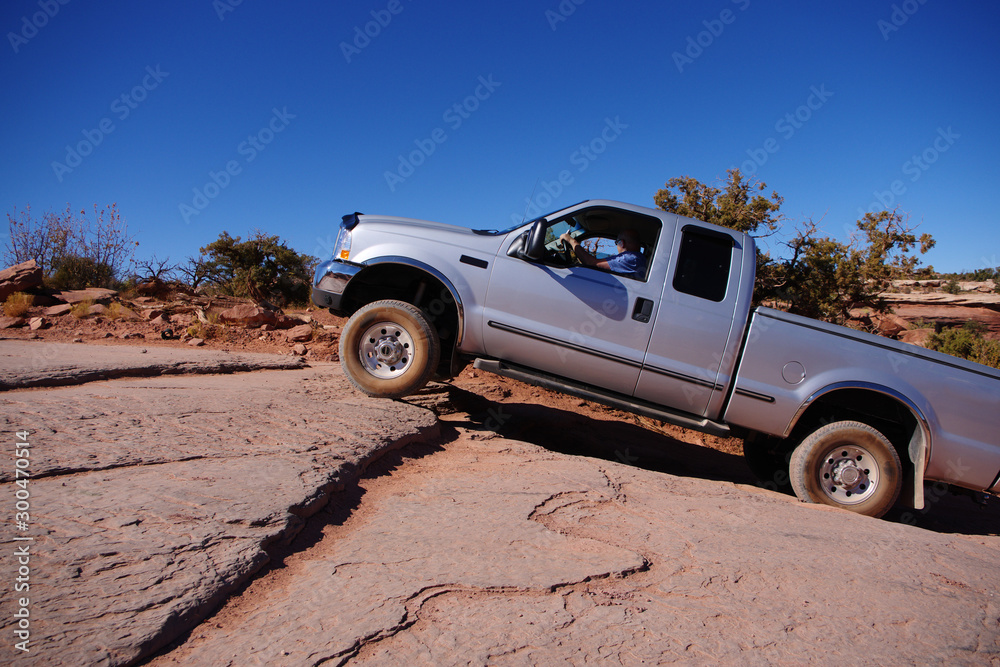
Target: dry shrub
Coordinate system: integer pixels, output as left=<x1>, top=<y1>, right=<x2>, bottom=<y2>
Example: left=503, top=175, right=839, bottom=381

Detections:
left=186, top=322, right=215, bottom=340
left=71, top=299, right=94, bottom=319
left=3, top=292, right=33, bottom=317
left=106, top=302, right=135, bottom=320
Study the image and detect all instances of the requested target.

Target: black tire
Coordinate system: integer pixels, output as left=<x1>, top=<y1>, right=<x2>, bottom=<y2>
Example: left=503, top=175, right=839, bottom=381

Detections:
left=339, top=300, right=440, bottom=398
left=789, top=421, right=902, bottom=518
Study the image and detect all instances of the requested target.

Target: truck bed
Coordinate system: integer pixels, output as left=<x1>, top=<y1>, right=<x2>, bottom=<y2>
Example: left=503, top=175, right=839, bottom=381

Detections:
left=725, top=307, right=1000, bottom=493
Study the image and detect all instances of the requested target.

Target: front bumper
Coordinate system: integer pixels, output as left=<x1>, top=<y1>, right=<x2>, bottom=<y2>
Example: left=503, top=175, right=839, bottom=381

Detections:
left=311, top=259, right=363, bottom=312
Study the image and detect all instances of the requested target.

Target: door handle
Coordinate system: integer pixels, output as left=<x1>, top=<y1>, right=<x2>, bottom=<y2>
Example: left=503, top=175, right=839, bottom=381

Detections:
left=632, top=297, right=654, bottom=323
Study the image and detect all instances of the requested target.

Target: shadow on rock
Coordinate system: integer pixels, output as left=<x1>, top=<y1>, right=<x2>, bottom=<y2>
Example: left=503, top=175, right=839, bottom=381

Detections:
left=442, top=384, right=1000, bottom=538
left=268, top=438, right=452, bottom=569
left=442, top=384, right=756, bottom=487
left=884, top=489, right=1000, bottom=537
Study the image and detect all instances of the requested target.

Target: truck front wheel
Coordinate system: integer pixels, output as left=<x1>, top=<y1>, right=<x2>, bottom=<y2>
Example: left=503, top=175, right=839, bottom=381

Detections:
left=789, top=421, right=902, bottom=518
left=340, top=300, right=441, bottom=398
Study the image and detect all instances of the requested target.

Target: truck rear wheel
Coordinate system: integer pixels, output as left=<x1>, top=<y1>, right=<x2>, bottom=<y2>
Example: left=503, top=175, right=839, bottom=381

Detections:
left=789, top=421, right=902, bottom=518
left=340, top=300, right=440, bottom=398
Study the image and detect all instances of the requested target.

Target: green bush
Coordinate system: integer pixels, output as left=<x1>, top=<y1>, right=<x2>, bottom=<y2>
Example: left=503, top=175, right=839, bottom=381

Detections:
left=973, top=338, right=1000, bottom=368
left=926, top=321, right=1000, bottom=369
left=654, top=170, right=935, bottom=326
left=943, top=279, right=962, bottom=295
left=49, top=255, right=115, bottom=290
left=192, top=231, right=316, bottom=306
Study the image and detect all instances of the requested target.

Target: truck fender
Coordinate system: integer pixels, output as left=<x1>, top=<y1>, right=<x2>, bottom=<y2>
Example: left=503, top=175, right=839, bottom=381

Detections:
left=354, top=255, right=467, bottom=348
left=784, top=381, right=933, bottom=509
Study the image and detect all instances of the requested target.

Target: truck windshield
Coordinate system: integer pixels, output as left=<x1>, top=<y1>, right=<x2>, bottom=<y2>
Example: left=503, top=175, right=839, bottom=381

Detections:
left=472, top=201, right=588, bottom=235
left=472, top=217, right=541, bottom=236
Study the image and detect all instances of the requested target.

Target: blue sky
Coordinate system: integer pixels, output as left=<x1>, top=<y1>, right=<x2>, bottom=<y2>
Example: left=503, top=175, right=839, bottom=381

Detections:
left=2, top=0, right=998, bottom=274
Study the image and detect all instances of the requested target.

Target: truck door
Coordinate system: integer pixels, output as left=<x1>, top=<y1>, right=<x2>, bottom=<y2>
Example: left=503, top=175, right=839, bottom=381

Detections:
left=632, top=224, right=750, bottom=419
left=481, top=207, right=673, bottom=396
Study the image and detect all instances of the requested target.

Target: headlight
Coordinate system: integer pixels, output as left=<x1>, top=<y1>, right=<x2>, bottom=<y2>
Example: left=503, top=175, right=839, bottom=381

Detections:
left=334, top=227, right=352, bottom=261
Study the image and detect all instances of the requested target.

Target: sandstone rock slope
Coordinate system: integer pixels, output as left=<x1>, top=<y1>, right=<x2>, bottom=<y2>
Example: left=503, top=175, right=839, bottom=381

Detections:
left=0, top=363, right=437, bottom=666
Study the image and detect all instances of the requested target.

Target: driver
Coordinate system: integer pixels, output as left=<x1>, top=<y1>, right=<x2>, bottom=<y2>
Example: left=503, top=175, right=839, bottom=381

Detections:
left=559, top=228, right=646, bottom=278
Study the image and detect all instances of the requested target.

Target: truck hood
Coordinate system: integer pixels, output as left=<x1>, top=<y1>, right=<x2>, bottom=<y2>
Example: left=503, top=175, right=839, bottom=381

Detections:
left=354, top=215, right=513, bottom=257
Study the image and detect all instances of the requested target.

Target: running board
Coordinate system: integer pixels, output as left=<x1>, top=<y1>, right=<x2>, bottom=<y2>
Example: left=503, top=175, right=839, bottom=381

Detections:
left=473, top=358, right=732, bottom=438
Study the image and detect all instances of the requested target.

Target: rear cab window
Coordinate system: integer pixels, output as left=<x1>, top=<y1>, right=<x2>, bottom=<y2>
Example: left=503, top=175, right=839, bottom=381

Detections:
left=672, top=226, right=734, bottom=302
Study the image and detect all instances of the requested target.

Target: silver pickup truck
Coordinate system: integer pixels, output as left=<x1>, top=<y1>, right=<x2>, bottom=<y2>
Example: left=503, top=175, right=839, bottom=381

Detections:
left=312, top=199, right=1000, bottom=518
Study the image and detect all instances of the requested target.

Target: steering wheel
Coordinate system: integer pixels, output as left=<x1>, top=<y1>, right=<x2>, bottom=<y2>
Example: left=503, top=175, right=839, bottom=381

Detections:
left=550, top=237, right=573, bottom=264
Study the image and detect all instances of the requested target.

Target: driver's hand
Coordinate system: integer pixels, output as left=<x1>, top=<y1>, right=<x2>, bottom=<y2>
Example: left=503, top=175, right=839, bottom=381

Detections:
left=559, top=232, right=574, bottom=245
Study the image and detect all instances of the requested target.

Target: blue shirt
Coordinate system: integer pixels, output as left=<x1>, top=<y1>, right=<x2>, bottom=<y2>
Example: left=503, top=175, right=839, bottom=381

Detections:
left=605, top=250, right=646, bottom=278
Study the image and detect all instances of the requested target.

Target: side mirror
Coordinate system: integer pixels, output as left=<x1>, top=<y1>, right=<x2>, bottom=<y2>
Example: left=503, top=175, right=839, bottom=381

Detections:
left=521, top=218, right=547, bottom=261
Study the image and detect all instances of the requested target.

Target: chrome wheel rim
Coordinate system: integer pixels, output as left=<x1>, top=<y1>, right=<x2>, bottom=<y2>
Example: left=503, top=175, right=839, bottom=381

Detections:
left=818, top=444, right=879, bottom=505
left=358, top=321, right=413, bottom=379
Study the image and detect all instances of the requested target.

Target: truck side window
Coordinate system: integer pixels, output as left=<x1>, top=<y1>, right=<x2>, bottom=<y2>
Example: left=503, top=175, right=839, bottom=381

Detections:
left=673, top=228, right=732, bottom=302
